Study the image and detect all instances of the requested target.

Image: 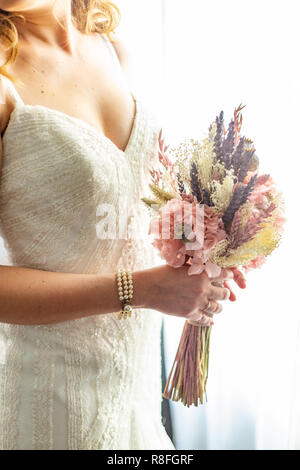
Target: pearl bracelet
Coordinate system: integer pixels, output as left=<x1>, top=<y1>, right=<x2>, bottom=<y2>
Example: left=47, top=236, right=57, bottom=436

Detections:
left=116, top=268, right=133, bottom=319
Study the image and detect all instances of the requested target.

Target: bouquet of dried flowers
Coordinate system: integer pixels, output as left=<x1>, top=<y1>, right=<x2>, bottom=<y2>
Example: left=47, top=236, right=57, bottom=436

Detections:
left=142, top=104, right=285, bottom=407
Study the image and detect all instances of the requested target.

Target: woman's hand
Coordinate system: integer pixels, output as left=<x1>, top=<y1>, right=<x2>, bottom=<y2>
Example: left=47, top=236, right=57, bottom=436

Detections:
left=133, top=265, right=235, bottom=323
left=223, top=267, right=246, bottom=301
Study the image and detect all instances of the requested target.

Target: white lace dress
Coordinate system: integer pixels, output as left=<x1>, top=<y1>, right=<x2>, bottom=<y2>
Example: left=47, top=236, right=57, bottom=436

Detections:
left=0, top=36, right=175, bottom=450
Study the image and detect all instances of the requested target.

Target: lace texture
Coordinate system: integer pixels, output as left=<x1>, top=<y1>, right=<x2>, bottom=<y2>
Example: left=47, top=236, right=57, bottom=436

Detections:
left=0, top=73, right=174, bottom=449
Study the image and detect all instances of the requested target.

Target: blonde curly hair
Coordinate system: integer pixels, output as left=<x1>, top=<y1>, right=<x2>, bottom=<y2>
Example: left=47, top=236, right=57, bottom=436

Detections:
left=0, top=0, right=121, bottom=83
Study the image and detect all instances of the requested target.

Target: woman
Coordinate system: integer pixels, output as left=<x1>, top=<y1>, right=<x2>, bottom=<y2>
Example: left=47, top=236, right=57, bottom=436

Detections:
left=0, top=1, right=245, bottom=450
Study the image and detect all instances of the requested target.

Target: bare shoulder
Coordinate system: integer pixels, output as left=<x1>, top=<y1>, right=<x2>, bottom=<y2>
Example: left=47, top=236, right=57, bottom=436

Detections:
left=0, top=76, right=10, bottom=176
left=109, top=33, right=135, bottom=83
left=0, top=76, right=13, bottom=136
left=110, top=34, right=131, bottom=65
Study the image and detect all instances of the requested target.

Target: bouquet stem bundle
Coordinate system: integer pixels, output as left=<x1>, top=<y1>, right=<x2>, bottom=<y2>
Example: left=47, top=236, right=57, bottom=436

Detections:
left=163, top=322, right=212, bottom=407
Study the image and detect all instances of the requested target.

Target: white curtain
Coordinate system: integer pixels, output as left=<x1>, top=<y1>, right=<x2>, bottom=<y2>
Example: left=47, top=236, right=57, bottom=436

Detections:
left=118, top=0, right=300, bottom=450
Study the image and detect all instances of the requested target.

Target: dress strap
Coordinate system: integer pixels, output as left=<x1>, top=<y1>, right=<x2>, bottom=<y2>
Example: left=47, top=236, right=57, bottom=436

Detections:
left=101, top=34, right=122, bottom=68
left=101, top=34, right=137, bottom=104
left=0, top=76, right=24, bottom=106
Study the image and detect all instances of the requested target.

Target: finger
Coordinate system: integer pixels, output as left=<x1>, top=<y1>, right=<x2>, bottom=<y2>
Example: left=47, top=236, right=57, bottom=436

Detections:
left=188, top=311, right=214, bottom=326
left=224, top=280, right=236, bottom=301
left=211, top=268, right=234, bottom=283
left=211, top=281, right=223, bottom=288
left=232, top=268, right=246, bottom=289
left=203, top=311, right=214, bottom=319
left=188, top=309, right=213, bottom=322
left=188, top=311, right=208, bottom=322
left=209, top=285, right=230, bottom=301
left=203, top=300, right=223, bottom=314
left=188, top=318, right=214, bottom=327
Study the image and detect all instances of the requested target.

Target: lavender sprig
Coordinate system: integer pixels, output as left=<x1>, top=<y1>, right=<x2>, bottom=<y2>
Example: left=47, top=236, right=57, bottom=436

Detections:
left=190, top=161, right=203, bottom=203
left=238, top=150, right=255, bottom=182
left=214, top=111, right=224, bottom=163
left=231, top=136, right=245, bottom=176
left=177, top=174, right=185, bottom=194
left=222, top=174, right=258, bottom=229
left=222, top=184, right=246, bottom=229
left=241, top=174, right=257, bottom=204
left=203, top=189, right=213, bottom=207
left=222, top=119, right=235, bottom=169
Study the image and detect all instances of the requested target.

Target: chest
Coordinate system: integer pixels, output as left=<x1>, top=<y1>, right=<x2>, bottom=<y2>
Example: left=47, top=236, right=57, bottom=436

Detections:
left=5, top=36, right=136, bottom=153
left=0, top=101, right=160, bottom=273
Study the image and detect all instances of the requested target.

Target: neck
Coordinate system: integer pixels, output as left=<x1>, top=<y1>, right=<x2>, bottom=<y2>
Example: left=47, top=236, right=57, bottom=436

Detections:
left=12, top=1, right=80, bottom=55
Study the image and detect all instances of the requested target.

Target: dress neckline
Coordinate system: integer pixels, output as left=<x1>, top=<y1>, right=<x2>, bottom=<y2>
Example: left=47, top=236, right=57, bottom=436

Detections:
left=2, top=92, right=139, bottom=156
left=1, top=33, right=139, bottom=156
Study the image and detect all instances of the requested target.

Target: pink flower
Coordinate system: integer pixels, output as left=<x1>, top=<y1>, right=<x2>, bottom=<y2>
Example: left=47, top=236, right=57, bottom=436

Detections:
left=152, top=235, right=186, bottom=267
left=249, top=175, right=277, bottom=205
left=244, top=171, right=258, bottom=184
left=149, top=198, right=196, bottom=268
left=188, top=259, right=222, bottom=277
left=149, top=199, right=226, bottom=277
left=202, top=205, right=227, bottom=251
left=254, top=194, right=269, bottom=210
left=274, top=214, right=286, bottom=232
left=243, top=255, right=266, bottom=272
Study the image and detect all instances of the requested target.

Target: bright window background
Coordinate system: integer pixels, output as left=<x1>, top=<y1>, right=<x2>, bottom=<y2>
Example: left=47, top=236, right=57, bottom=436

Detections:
left=117, top=0, right=300, bottom=450
left=0, top=0, right=298, bottom=451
